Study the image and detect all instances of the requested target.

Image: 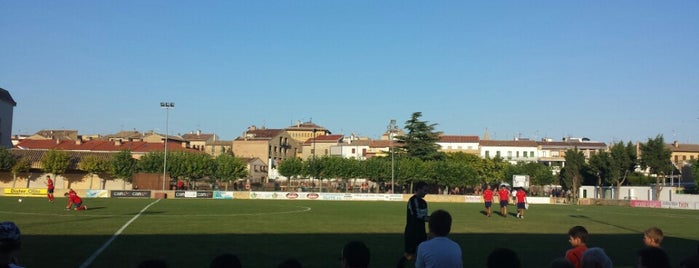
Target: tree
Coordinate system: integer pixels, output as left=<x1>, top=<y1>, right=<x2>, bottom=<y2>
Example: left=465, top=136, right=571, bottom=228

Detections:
left=608, top=141, right=638, bottom=198
left=0, top=148, right=17, bottom=186
left=561, top=148, right=585, bottom=203
left=79, top=156, right=109, bottom=190
left=397, top=112, right=444, bottom=161
left=137, top=152, right=164, bottom=173
left=109, top=150, right=137, bottom=189
left=41, top=149, right=71, bottom=187
left=588, top=151, right=612, bottom=198
left=689, top=159, right=699, bottom=189
left=212, top=154, right=247, bottom=190
left=278, top=157, right=305, bottom=188
left=640, top=135, right=673, bottom=200
left=0, top=147, right=16, bottom=171
left=11, top=158, right=30, bottom=188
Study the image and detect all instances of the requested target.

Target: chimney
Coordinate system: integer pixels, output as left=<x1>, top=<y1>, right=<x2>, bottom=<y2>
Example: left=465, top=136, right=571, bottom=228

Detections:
left=55, top=139, right=60, bottom=145
left=674, top=141, right=679, bottom=148
left=76, top=139, right=82, bottom=145
left=197, top=129, right=201, bottom=136
left=115, top=139, right=122, bottom=146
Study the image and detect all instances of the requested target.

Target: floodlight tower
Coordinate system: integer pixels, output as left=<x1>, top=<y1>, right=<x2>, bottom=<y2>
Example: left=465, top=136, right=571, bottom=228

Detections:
left=160, top=102, right=174, bottom=191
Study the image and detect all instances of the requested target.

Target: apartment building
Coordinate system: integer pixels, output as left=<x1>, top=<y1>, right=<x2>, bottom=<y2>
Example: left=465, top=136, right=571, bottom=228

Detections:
left=232, top=125, right=300, bottom=173
left=437, top=135, right=480, bottom=154
left=479, top=139, right=539, bottom=163
left=0, top=89, right=16, bottom=148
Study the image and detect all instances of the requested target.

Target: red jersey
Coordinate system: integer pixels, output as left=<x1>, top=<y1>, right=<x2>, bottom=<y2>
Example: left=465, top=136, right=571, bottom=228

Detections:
left=483, top=189, right=494, bottom=201
left=566, top=245, right=587, bottom=268
left=47, top=178, right=54, bottom=190
left=516, top=189, right=527, bottom=203
left=497, top=189, right=510, bottom=201
left=69, top=191, right=82, bottom=204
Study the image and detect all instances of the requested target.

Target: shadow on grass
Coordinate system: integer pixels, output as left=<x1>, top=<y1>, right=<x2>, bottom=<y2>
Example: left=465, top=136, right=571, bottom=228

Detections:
left=569, top=214, right=640, bottom=233
left=18, top=233, right=699, bottom=268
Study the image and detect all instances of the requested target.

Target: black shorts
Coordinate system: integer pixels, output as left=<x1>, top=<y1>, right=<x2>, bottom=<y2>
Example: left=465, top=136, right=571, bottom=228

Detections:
left=48, top=188, right=54, bottom=194
left=500, top=200, right=508, bottom=208
left=404, top=231, right=426, bottom=254
left=517, top=202, right=526, bottom=209
left=484, top=201, right=492, bottom=208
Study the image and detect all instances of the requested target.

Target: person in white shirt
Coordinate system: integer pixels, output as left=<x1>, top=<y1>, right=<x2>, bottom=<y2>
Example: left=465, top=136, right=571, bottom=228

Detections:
left=415, top=210, right=462, bottom=268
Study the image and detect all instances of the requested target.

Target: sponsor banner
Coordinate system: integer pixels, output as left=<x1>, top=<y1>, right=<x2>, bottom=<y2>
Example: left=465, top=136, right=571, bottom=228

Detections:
left=630, top=200, right=661, bottom=208
left=661, top=201, right=692, bottom=209
left=110, top=190, right=152, bottom=198
left=248, top=191, right=403, bottom=201
left=213, top=191, right=235, bottom=199
left=86, top=190, right=109, bottom=198
left=3, top=188, right=47, bottom=196
left=465, top=195, right=482, bottom=203
left=249, top=191, right=287, bottom=200
left=174, top=191, right=214, bottom=198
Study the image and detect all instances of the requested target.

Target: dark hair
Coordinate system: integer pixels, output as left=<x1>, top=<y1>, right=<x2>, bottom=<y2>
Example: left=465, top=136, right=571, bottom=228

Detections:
left=487, top=248, right=521, bottom=268
left=568, top=226, right=589, bottom=243
left=342, top=241, right=370, bottom=268
left=428, top=210, right=452, bottom=237
left=414, top=181, right=428, bottom=191
left=210, top=253, right=241, bottom=268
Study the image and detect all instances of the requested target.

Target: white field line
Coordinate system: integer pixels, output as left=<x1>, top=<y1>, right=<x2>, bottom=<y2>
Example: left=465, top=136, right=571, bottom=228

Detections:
left=78, top=199, right=161, bottom=268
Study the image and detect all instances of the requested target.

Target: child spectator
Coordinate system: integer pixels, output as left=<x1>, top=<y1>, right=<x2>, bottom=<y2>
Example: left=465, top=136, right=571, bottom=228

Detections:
left=565, top=226, right=589, bottom=268
left=643, top=227, right=664, bottom=248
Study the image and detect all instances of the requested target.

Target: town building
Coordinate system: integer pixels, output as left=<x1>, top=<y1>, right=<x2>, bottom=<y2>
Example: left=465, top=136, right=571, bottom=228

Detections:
left=0, top=89, right=16, bottom=148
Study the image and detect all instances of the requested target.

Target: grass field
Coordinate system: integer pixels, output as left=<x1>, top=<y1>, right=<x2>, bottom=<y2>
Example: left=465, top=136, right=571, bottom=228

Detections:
left=2, top=196, right=699, bottom=268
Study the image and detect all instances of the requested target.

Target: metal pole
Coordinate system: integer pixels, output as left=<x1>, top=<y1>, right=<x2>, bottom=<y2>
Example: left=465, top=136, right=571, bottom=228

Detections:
left=163, top=108, right=168, bottom=191
left=161, top=102, right=174, bottom=192
left=389, top=119, right=396, bottom=194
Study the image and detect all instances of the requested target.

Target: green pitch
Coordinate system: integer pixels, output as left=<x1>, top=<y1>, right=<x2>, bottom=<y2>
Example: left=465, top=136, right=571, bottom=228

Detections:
left=2, top=197, right=698, bottom=268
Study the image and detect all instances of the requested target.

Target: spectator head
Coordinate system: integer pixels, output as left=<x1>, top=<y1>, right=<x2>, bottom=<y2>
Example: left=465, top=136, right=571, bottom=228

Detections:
left=0, top=221, right=21, bottom=254
left=568, top=226, right=589, bottom=246
left=486, top=248, right=521, bottom=268
left=581, top=247, right=613, bottom=268
left=638, top=246, right=671, bottom=268
left=643, top=227, right=664, bottom=247
left=428, top=209, right=452, bottom=237
left=414, top=181, right=428, bottom=192
left=210, top=253, right=241, bottom=268
left=341, top=241, right=369, bottom=268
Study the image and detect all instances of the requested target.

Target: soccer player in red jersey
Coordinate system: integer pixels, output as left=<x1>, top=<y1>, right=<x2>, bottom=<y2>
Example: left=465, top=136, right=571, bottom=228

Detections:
left=482, top=185, right=494, bottom=217
left=497, top=185, right=510, bottom=217
left=64, top=189, right=87, bottom=211
left=45, top=175, right=55, bottom=202
left=515, top=187, right=527, bottom=219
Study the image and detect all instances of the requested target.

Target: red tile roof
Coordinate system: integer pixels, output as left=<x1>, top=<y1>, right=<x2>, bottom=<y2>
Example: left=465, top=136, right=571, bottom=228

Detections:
left=235, top=129, right=285, bottom=140
left=439, top=135, right=480, bottom=143
left=15, top=139, right=198, bottom=153
left=303, top=135, right=344, bottom=145
left=480, top=140, right=539, bottom=147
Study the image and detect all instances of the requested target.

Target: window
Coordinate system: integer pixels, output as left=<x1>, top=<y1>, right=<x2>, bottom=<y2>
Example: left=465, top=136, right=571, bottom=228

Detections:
left=485, top=151, right=490, bottom=158
left=496, top=151, right=501, bottom=157
left=352, top=148, right=356, bottom=154
left=523, top=151, right=528, bottom=158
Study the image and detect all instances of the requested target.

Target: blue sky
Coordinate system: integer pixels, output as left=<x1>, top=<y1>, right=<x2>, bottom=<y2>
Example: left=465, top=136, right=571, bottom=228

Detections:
left=2, top=1, right=698, bottom=143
